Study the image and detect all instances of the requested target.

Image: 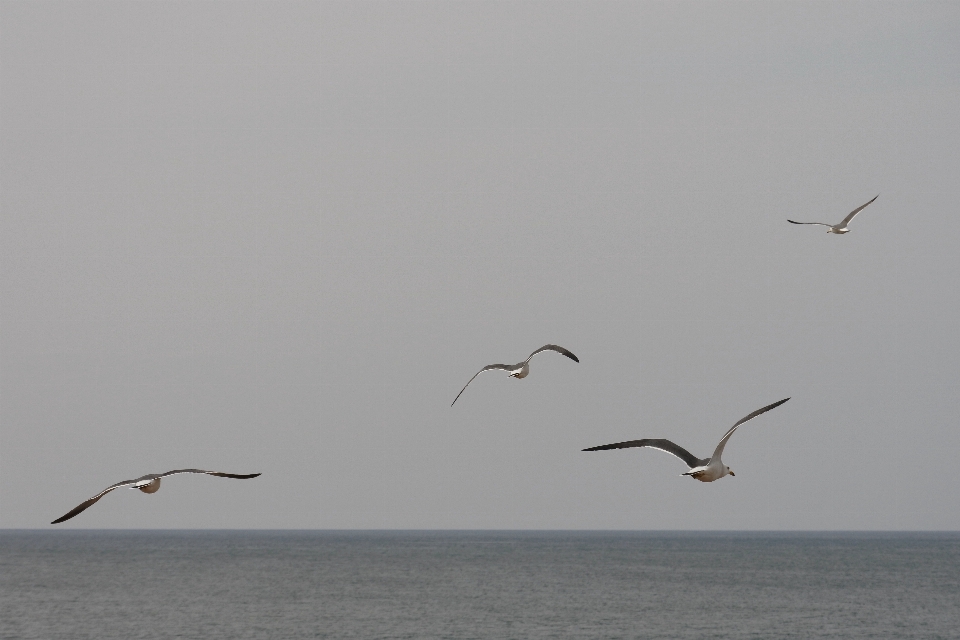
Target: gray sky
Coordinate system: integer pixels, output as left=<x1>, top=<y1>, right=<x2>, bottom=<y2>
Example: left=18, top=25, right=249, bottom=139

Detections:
left=2, top=0, right=959, bottom=529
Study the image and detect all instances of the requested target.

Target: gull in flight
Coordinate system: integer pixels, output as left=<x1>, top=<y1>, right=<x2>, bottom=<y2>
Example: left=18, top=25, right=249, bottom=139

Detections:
left=582, top=398, right=789, bottom=482
left=788, top=195, right=878, bottom=234
left=51, top=469, right=261, bottom=524
left=452, top=344, right=579, bottom=406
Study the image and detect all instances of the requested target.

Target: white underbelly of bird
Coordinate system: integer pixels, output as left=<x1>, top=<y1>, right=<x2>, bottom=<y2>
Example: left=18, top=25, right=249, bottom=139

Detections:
left=138, top=478, right=161, bottom=493
left=509, top=365, right=529, bottom=378
left=682, top=462, right=728, bottom=482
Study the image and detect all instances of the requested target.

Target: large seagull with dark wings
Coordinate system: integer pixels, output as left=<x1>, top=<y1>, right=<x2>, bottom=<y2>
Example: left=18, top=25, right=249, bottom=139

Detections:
left=583, top=398, right=790, bottom=482
left=788, top=195, right=878, bottom=234
left=51, top=469, right=261, bottom=523
left=452, top=344, right=579, bottom=406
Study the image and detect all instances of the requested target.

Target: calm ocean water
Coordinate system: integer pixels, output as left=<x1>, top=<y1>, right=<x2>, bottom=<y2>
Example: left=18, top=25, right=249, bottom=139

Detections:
left=1, top=531, right=958, bottom=639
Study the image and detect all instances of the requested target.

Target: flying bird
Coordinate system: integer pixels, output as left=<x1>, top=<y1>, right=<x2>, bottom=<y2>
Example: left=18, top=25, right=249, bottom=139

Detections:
left=51, top=469, right=261, bottom=524
left=788, top=195, right=878, bottom=234
left=452, top=344, right=579, bottom=406
left=582, top=398, right=789, bottom=482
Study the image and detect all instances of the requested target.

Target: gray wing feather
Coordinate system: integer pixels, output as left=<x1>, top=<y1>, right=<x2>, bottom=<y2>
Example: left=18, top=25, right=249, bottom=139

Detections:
left=582, top=438, right=705, bottom=469
left=710, top=398, right=790, bottom=462
left=51, top=478, right=140, bottom=524
left=451, top=364, right=516, bottom=406
left=787, top=220, right=833, bottom=227
left=158, top=469, right=261, bottom=480
left=525, top=344, right=580, bottom=364
left=839, top=194, right=878, bottom=226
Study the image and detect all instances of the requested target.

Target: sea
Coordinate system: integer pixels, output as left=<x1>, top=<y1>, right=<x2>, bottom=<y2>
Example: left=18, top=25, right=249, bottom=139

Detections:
left=1, top=531, right=958, bottom=639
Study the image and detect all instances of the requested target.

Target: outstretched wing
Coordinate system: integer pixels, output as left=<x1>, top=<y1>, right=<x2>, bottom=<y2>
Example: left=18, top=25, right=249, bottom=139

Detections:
left=525, top=344, right=579, bottom=364
left=710, top=397, right=790, bottom=462
left=51, top=478, right=140, bottom=524
left=451, top=364, right=516, bottom=406
left=839, top=194, right=879, bottom=226
left=787, top=220, right=833, bottom=227
left=158, top=469, right=261, bottom=480
left=582, top=438, right=705, bottom=469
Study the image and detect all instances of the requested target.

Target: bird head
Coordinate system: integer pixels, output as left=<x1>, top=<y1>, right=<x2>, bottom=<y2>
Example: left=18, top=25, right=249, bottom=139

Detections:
left=726, top=467, right=735, bottom=477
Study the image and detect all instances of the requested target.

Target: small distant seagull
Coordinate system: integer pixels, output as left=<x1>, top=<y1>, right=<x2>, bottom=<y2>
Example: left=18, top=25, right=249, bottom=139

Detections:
left=788, top=195, right=878, bottom=234
left=582, top=398, right=789, bottom=482
left=451, top=344, right=579, bottom=406
left=51, top=469, right=261, bottom=524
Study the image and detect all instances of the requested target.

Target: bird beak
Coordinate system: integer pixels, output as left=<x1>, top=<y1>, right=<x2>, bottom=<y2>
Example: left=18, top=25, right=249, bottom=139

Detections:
left=729, top=471, right=735, bottom=476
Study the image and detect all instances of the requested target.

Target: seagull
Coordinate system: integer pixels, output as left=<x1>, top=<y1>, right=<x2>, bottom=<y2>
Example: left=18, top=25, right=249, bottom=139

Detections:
left=451, top=344, right=579, bottom=406
left=582, top=398, right=789, bottom=482
left=788, top=195, right=878, bottom=234
left=51, top=469, right=261, bottom=524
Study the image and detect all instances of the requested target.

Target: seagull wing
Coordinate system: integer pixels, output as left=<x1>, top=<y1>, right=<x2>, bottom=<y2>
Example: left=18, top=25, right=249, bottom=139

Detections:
left=839, top=194, right=879, bottom=227
left=710, top=397, right=790, bottom=463
left=787, top=220, right=834, bottom=227
left=582, top=438, right=705, bottom=469
left=51, top=477, right=142, bottom=524
left=524, top=344, right=580, bottom=364
left=451, top=364, right=516, bottom=406
left=157, top=469, right=262, bottom=480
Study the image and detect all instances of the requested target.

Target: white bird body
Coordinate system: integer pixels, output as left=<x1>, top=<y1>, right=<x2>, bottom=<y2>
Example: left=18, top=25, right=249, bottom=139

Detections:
left=509, top=363, right=529, bottom=378
left=583, top=398, right=790, bottom=482
left=137, top=478, right=162, bottom=493
left=681, top=460, right=731, bottom=483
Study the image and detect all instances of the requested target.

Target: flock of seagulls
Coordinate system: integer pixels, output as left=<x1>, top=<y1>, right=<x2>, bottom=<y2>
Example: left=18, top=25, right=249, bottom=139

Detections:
left=50, top=197, right=878, bottom=523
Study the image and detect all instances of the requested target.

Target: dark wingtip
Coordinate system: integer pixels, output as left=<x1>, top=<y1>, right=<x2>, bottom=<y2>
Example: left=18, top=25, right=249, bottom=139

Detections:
left=212, top=472, right=262, bottom=479
left=51, top=513, right=73, bottom=525
left=787, top=219, right=801, bottom=224
left=567, top=352, right=580, bottom=363
left=769, top=397, right=790, bottom=410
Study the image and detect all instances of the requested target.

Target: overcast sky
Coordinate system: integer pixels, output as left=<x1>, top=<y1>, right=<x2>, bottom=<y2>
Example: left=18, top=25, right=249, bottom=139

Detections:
left=2, top=1, right=959, bottom=529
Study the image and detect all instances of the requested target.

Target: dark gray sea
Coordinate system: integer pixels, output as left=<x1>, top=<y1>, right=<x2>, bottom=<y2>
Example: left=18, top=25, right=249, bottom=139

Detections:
left=2, top=531, right=958, bottom=639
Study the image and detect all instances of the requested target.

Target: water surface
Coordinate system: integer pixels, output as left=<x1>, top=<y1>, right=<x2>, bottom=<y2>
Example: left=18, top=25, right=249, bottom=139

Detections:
left=2, top=531, right=958, bottom=639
